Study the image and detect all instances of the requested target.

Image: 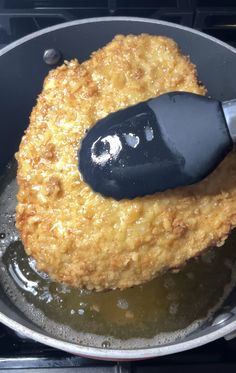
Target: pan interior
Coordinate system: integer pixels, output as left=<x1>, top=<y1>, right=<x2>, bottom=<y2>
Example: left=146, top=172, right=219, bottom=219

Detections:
left=0, top=160, right=236, bottom=349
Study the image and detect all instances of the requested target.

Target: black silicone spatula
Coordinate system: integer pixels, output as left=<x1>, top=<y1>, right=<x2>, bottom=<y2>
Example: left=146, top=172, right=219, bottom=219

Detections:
left=79, top=92, right=236, bottom=200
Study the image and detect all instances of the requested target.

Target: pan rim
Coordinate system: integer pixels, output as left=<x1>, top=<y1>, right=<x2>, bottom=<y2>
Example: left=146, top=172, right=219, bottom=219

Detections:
left=1, top=16, right=236, bottom=57
left=0, top=308, right=236, bottom=359
left=1, top=16, right=236, bottom=359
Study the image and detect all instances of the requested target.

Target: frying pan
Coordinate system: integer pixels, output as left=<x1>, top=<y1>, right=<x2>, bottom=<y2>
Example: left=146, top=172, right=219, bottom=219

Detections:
left=1, top=16, right=236, bottom=360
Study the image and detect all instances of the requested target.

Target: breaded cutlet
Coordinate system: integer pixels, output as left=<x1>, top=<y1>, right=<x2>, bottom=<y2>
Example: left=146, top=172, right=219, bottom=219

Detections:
left=16, top=34, right=236, bottom=291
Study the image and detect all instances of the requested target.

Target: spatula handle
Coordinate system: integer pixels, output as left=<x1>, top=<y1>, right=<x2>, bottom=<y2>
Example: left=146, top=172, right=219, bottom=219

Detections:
left=222, top=99, right=236, bottom=142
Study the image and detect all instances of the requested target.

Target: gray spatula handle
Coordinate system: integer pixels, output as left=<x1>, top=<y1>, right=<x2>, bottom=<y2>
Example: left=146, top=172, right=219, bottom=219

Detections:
left=222, top=99, right=236, bottom=142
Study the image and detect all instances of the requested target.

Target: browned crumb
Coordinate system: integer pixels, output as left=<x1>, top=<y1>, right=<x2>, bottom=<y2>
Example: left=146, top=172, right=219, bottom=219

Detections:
left=125, top=311, right=134, bottom=319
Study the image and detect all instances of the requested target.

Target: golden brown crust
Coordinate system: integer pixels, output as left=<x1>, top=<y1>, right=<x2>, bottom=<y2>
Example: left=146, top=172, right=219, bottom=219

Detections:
left=16, top=34, right=236, bottom=291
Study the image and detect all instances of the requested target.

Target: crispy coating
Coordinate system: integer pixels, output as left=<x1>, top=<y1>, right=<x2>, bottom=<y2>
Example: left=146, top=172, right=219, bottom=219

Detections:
left=16, top=34, right=236, bottom=291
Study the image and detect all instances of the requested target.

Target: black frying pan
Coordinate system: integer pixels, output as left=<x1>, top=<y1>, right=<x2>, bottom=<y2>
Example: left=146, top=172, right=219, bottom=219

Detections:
left=1, top=17, right=236, bottom=360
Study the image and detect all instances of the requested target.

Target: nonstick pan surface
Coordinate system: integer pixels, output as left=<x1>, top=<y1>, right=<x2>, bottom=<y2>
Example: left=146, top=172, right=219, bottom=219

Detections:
left=1, top=17, right=236, bottom=360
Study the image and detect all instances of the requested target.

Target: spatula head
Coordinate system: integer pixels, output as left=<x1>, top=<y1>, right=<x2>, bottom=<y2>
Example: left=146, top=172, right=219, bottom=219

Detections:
left=79, top=92, right=232, bottom=200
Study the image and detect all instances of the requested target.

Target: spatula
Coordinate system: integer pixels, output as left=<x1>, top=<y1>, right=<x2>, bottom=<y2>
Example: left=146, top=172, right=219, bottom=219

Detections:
left=79, top=92, right=236, bottom=200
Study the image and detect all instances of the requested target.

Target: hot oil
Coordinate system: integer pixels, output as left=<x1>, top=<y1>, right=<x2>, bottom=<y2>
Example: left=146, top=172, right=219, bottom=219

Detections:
left=2, top=238, right=236, bottom=341
left=1, top=160, right=236, bottom=348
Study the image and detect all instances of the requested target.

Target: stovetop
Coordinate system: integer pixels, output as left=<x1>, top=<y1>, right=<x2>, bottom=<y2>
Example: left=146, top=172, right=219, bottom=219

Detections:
left=1, top=0, right=236, bottom=49
left=1, top=0, right=236, bottom=371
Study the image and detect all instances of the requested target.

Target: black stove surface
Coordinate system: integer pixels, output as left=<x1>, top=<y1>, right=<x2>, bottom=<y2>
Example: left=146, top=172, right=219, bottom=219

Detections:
left=1, top=0, right=236, bottom=48
left=1, top=0, right=236, bottom=371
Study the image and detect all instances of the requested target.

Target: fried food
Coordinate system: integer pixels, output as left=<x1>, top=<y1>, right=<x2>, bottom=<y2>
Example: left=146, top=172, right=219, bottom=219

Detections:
left=16, top=34, right=236, bottom=291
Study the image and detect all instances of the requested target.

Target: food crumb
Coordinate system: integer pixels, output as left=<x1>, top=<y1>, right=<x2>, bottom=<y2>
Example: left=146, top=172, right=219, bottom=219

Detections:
left=125, top=310, right=134, bottom=319
left=90, top=304, right=100, bottom=312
